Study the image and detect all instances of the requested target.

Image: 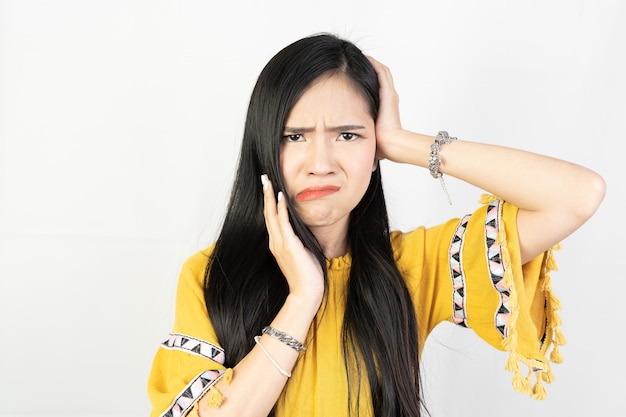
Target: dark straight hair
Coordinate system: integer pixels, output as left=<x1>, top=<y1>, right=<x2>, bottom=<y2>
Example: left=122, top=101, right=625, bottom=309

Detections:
left=205, top=33, right=426, bottom=417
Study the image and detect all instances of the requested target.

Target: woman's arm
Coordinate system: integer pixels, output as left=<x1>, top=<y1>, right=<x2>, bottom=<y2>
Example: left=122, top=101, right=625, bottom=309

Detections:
left=368, top=57, right=606, bottom=264
left=199, top=176, right=324, bottom=416
left=199, top=295, right=318, bottom=416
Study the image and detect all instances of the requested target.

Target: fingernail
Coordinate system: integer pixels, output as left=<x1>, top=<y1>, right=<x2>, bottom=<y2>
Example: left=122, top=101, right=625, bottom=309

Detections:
left=261, top=174, right=268, bottom=191
left=277, top=191, right=283, bottom=201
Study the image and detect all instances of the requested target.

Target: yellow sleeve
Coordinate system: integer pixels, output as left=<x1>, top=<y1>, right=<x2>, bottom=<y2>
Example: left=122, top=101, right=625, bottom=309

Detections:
left=147, top=247, right=232, bottom=417
left=393, top=196, right=563, bottom=400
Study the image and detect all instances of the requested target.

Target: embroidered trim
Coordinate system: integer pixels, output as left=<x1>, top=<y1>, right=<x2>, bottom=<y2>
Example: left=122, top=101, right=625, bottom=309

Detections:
left=449, top=214, right=471, bottom=327
left=158, top=370, right=226, bottom=417
left=479, top=194, right=564, bottom=400
left=484, top=199, right=511, bottom=337
left=161, top=333, right=226, bottom=365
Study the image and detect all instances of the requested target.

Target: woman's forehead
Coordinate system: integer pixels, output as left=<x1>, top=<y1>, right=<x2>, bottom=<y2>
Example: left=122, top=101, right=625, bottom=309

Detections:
left=285, top=74, right=373, bottom=127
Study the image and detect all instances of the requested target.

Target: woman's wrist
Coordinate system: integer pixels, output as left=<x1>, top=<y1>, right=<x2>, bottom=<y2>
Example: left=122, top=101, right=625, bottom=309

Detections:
left=379, top=130, right=433, bottom=166
left=284, top=292, right=323, bottom=322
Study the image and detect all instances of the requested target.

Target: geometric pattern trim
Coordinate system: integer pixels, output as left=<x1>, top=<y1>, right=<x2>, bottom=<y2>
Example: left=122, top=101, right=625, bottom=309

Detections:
left=161, top=333, right=226, bottom=365
left=484, top=199, right=511, bottom=338
left=449, top=214, right=472, bottom=328
left=158, top=369, right=226, bottom=417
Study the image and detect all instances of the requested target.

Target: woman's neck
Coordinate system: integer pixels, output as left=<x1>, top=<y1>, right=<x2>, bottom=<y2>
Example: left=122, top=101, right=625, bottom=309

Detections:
left=310, top=222, right=349, bottom=259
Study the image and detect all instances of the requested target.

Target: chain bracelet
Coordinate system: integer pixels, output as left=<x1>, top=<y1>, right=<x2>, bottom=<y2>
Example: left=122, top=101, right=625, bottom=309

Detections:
left=262, top=326, right=307, bottom=352
left=428, top=131, right=457, bottom=205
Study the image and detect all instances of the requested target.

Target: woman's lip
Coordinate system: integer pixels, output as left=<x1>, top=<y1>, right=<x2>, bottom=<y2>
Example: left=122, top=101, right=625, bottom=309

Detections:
left=295, top=186, right=340, bottom=202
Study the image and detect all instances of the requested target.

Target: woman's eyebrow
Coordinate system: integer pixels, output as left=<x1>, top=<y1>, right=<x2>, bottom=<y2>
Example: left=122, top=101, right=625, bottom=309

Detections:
left=283, top=125, right=366, bottom=134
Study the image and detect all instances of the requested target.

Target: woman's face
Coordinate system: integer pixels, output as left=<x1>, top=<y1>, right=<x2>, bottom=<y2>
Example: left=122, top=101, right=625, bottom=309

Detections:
left=280, top=72, right=377, bottom=237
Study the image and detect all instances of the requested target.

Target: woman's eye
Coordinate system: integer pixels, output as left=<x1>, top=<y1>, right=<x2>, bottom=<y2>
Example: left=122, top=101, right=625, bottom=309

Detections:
left=283, top=134, right=303, bottom=142
left=339, top=133, right=358, bottom=141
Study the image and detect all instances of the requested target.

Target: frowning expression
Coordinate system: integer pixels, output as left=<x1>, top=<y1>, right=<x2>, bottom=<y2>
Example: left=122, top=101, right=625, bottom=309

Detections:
left=280, top=72, right=377, bottom=235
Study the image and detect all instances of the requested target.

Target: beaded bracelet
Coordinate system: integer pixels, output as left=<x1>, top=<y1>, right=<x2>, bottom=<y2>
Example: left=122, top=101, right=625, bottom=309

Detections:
left=262, top=326, right=307, bottom=352
left=428, top=131, right=457, bottom=205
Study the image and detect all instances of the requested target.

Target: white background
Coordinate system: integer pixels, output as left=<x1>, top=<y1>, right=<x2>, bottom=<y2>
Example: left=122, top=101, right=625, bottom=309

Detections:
left=0, top=1, right=623, bottom=416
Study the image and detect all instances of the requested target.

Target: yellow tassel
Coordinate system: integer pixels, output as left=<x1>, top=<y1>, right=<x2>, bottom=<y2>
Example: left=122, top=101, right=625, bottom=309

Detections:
left=546, top=255, right=559, bottom=271
left=555, top=328, right=567, bottom=345
left=545, top=244, right=561, bottom=271
left=549, top=293, right=562, bottom=310
left=206, top=386, right=225, bottom=408
left=532, top=378, right=547, bottom=400
left=512, top=371, right=531, bottom=394
left=502, top=335, right=513, bottom=352
left=501, top=331, right=519, bottom=351
left=479, top=193, right=498, bottom=204
left=525, top=371, right=534, bottom=392
left=500, top=242, right=514, bottom=288
left=541, top=370, right=555, bottom=383
left=502, top=273, right=515, bottom=292
left=223, top=368, right=233, bottom=384
left=550, top=346, right=564, bottom=364
left=189, top=404, right=201, bottom=417
left=505, top=354, right=520, bottom=372
left=512, top=375, right=530, bottom=394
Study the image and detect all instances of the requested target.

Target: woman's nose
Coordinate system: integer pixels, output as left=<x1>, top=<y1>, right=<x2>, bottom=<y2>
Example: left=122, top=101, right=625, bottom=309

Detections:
left=307, top=138, right=335, bottom=175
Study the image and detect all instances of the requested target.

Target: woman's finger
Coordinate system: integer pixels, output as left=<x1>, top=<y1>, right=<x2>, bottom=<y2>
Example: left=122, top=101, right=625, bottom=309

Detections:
left=261, top=174, right=281, bottom=249
left=366, top=56, right=400, bottom=119
left=366, top=56, right=395, bottom=91
left=274, top=190, right=300, bottom=244
left=276, top=191, right=289, bottom=235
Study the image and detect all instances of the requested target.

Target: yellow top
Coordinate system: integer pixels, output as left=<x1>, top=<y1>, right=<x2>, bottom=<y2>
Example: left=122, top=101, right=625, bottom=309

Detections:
left=147, top=197, right=564, bottom=417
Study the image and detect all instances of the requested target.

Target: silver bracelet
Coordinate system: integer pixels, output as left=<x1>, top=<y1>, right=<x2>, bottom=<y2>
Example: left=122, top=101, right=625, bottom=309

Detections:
left=428, top=131, right=457, bottom=205
left=262, top=326, right=307, bottom=352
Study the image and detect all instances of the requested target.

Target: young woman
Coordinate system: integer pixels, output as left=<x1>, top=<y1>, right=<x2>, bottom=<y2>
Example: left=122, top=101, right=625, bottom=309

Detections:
left=147, top=33, right=605, bottom=417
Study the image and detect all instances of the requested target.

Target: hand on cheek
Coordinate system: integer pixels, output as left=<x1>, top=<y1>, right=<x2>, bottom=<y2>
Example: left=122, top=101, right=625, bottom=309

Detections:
left=261, top=175, right=324, bottom=307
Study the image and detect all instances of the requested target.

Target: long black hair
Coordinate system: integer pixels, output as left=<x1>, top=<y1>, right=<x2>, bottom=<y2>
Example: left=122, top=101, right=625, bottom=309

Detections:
left=205, top=33, right=426, bottom=417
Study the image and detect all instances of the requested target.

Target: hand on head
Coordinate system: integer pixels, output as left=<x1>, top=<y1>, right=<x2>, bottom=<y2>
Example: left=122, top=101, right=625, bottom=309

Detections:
left=366, top=56, right=405, bottom=163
